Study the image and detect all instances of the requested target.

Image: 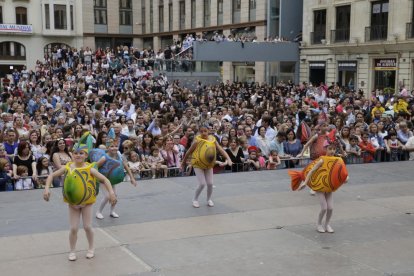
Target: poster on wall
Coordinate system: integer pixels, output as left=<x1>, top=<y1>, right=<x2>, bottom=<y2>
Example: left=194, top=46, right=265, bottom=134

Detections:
left=374, top=59, right=397, bottom=71
left=0, top=24, right=33, bottom=33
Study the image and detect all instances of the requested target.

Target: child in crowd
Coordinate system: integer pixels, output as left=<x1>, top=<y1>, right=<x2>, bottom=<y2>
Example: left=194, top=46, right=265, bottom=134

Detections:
left=36, top=157, right=54, bottom=189
left=256, top=148, right=267, bottom=169
left=386, top=132, right=405, bottom=161
left=345, top=135, right=361, bottom=163
left=267, top=150, right=281, bottom=170
left=0, top=158, right=13, bottom=191
left=245, top=146, right=261, bottom=171
left=14, top=165, right=34, bottom=190
left=358, top=132, right=377, bottom=163
left=238, top=137, right=250, bottom=160
left=128, top=151, right=142, bottom=180
left=147, top=146, right=168, bottom=179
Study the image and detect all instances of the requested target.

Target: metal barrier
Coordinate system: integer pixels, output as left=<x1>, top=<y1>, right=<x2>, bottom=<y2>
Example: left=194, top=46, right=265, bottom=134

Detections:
left=354, top=149, right=409, bottom=164
left=1, top=153, right=412, bottom=190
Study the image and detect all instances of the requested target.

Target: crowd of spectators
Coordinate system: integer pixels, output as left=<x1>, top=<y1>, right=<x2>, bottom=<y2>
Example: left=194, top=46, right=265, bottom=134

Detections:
left=0, top=43, right=413, bottom=191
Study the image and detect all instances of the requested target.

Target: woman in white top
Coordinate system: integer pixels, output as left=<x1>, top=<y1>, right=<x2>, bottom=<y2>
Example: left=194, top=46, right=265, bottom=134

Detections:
left=256, top=126, right=271, bottom=158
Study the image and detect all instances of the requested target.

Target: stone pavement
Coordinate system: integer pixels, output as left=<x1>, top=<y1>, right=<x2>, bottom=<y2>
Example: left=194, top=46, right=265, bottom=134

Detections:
left=1, top=161, right=414, bottom=276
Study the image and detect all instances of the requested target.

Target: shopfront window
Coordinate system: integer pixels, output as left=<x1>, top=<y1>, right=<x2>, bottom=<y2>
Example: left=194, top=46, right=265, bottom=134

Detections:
left=309, top=62, right=326, bottom=85
left=338, top=61, right=357, bottom=90
left=374, top=58, right=396, bottom=90
left=233, top=62, right=255, bottom=83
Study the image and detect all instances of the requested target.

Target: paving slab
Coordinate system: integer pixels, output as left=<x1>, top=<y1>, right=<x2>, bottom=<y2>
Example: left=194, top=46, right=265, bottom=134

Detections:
left=0, top=246, right=150, bottom=276
left=0, top=161, right=413, bottom=276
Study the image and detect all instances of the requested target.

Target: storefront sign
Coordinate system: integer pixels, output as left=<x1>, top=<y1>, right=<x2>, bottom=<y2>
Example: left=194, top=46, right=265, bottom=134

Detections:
left=0, top=24, right=33, bottom=34
left=338, top=61, right=357, bottom=71
left=309, top=62, right=326, bottom=68
left=374, top=58, right=397, bottom=70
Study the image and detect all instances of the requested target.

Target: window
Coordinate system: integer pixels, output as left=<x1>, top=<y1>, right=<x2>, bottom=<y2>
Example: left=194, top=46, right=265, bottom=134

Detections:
left=94, top=0, right=107, bottom=24
left=141, top=6, right=146, bottom=33
left=370, top=0, right=388, bottom=40
left=191, top=0, right=196, bottom=28
left=204, top=0, right=211, bottom=27
left=159, top=1, right=164, bottom=32
left=249, top=0, right=256, bottom=21
left=412, top=0, right=414, bottom=23
left=217, top=0, right=223, bottom=25
left=335, top=5, right=350, bottom=42
left=268, top=0, right=280, bottom=37
left=168, top=1, right=172, bottom=31
left=312, top=9, right=326, bottom=44
left=150, top=0, right=153, bottom=32
left=232, top=0, right=241, bottom=23
left=16, top=7, right=27, bottom=25
left=45, top=4, right=50, bottom=29
left=54, top=5, right=67, bottom=29
left=70, top=5, right=74, bottom=30
left=0, top=6, right=3, bottom=24
left=0, top=42, right=26, bottom=60
left=179, top=1, right=185, bottom=30
left=120, top=0, right=132, bottom=25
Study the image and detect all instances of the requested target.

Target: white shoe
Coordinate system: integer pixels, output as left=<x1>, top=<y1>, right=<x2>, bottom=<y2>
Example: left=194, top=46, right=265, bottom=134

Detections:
left=207, top=200, right=214, bottom=207
left=68, top=252, right=77, bottom=261
left=110, top=212, right=119, bottom=218
left=152, top=175, right=156, bottom=179
left=309, top=189, right=316, bottom=196
left=192, top=200, right=200, bottom=208
left=317, top=225, right=326, bottom=233
left=325, top=225, right=334, bottom=233
left=96, top=212, right=104, bottom=220
left=86, top=250, right=95, bottom=259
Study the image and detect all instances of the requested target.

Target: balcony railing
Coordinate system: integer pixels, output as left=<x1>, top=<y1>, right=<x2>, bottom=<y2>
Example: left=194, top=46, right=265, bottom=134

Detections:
left=310, top=31, right=326, bottom=45
left=406, top=22, right=414, bottom=39
left=331, top=28, right=350, bottom=43
left=365, top=25, right=388, bottom=41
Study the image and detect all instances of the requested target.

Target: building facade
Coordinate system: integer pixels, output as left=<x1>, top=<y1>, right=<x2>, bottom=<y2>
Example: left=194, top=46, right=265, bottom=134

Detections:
left=0, top=0, right=303, bottom=83
left=0, top=0, right=84, bottom=76
left=301, top=0, right=414, bottom=95
left=82, top=0, right=302, bottom=84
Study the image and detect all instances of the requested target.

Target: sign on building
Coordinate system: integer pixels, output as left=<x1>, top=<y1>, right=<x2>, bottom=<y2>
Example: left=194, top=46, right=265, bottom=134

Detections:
left=0, top=24, right=33, bottom=34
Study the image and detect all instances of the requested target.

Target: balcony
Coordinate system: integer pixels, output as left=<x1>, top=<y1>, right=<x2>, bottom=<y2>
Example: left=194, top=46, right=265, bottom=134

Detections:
left=365, top=25, right=388, bottom=42
left=192, top=41, right=299, bottom=62
left=331, top=28, right=350, bottom=43
left=406, top=22, right=414, bottom=39
left=310, top=31, right=326, bottom=45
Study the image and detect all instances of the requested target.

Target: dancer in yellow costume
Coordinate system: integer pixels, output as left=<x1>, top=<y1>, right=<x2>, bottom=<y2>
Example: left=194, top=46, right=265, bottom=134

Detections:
left=295, top=142, right=349, bottom=234
left=43, top=144, right=116, bottom=261
left=181, top=125, right=233, bottom=208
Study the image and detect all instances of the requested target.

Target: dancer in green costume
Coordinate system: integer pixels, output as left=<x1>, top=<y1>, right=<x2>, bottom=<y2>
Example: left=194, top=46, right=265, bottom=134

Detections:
left=43, top=144, right=117, bottom=261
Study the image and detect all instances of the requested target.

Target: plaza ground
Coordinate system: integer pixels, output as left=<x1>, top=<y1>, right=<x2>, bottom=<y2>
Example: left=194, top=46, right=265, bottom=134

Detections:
left=1, top=161, right=414, bottom=276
